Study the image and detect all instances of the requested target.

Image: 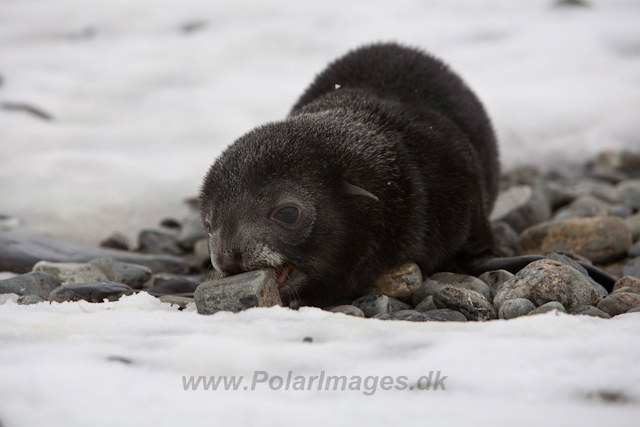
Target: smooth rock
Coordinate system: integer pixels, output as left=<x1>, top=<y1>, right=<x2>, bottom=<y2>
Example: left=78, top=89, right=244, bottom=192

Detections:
left=33, top=261, right=108, bottom=284
left=491, top=221, right=522, bottom=257
left=629, top=240, right=640, bottom=258
left=612, top=276, right=640, bottom=294
left=433, top=286, right=497, bottom=321
left=414, top=295, right=437, bottom=312
left=622, top=256, right=640, bottom=279
left=498, top=298, right=536, bottom=319
left=17, top=294, right=45, bottom=305
left=146, top=276, right=201, bottom=295
left=160, top=218, right=182, bottom=229
left=0, top=233, right=187, bottom=274
left=387, top=297, right=413, bottom=313
left=478, top=269, right=515, bottom=296
left=596, top=292, right=640, bottom=316
left=528, top=301, right=566, bottom=315
left=0, top=271, right=60, bottom=298
left=571, top=305, right=611, bottom=319
left=545, top=253, right=608, bottom=297
left=590, top=150, right=640, bottom=175
left=88, top=258, right=152, bottom=289
left=543, top=181, right=579, bottom=210
left=176, top=211, right=207, bottom=250
left=138, top=230, right=184, bottom=256
left=158, top=295, right=194, bottom=310
left=490, top=185, right=551, bottom=233
left=552, top=195, right=611, bottom=221
left=615, top=179, right=640, bottom=210
left=99, top=232, right=129, bottom=250
left=194, top=269, right=282, bottom=315
left=329, top=305, right=365, bottom=317
left=375, top=262, right=422, bottom=301
left=627, top=306, right=640, bottom=314
left=625, top=213, right=640, bottom=241
left=412, top=272, right=492, bottom=306
left=494, top=259, right=602, bottom=311
left=519, top=216, right=632, bottom=264
left=375, top=309, right=467, bottom=322
left=49, top=282, right=134, bottom=302
left=352, top=294, right=390, bottom=318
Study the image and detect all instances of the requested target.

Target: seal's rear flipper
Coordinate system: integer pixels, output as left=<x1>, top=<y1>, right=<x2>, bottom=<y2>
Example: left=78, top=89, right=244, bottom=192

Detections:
left=469, top=255, right=617, bottom=292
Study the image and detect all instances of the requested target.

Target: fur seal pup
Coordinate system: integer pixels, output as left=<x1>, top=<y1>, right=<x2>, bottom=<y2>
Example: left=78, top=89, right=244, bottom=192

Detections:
left=200, top=43, right=500, bottom=307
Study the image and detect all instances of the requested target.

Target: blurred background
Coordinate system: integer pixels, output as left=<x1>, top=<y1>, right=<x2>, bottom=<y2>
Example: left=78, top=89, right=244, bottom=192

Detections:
left=1, top=0, right=639, bottom=244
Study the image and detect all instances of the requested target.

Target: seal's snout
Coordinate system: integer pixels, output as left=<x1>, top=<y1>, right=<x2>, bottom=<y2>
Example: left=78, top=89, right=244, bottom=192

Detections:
left=218, top=251, right=244, bottom=275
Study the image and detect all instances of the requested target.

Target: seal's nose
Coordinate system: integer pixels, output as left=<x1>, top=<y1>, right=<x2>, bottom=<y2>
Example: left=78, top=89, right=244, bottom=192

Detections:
left=218, top=251, right=244, bottom=275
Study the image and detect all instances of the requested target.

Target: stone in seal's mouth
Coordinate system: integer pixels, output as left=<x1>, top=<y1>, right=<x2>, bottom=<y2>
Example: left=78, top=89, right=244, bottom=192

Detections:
left=275, top=264, right=294, bottom=288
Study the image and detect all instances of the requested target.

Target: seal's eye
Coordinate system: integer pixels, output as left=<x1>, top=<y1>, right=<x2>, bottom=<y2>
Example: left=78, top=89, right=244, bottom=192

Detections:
left=271, top=206, right=300, bottom=225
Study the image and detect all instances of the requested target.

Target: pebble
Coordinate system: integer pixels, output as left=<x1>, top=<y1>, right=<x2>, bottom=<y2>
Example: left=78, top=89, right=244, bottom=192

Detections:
left=519, top=216, right=632, bottom=264
left=138, top=229, right=184, bottom=256
left=160, top=218, right=182, bottom=229
left=412, top=272, right=492, bottom=306
left=328, top=305, right=365, bottom=317
left=478, top=269, right=515, bottom=296
left=352, top=294, right=390, bottom=318
left=614, top=179, right=640, bottom=210
left=552, top=195, right=611, bottom=221
left=375, top=262, right=422, bottom=300
left=432, top=286, right=497, bottom=321
left=590, top=150, right=640, bottom=175
left=146, top=276, right=201, bottom=295
left=498, top=298, right=536, bottom=319
left=0, top=233, right=187, bottom=274
left=414, top=295, right=437, bottom=312
left=545, top=253, right=608, bottom=297
left=528, top=301, right=566, bottom=315
left=622, top=256, right=640, bottom=279
left=543, top=181, right=579, bottom=211
left=612, top=276, right=640, bottom=294
left=373, top=309, right=467, bottom=322
left=0, top=271, right=61, bottom=299
left=627, top=306, right=640, bottom=314
left=49, top=282, right=134, bottom=303
left=88, top=258, right=152, bottom=289
left=387, top=297, right=413, bottom=313
left=194, top=269, right=282, bottom=315
left=596, top=292, right=640, bottom=316
left=629, top=240, right=640, bottom=258
left=158, top=295, right=195, bottom=310
left=99, top=232, right=130, bottom=250
left=32, top=261, right=108, bottom=284
left=570, top=305, right=611, bottom=319
left=625, top=213, right=640, bottom=241
left=17, top=294, right=46, bottom=305
left=176, top=211, right=207, bottom=250
left=491, top=221, right=522, bottom=257
left=490, top=185, right=551, bottom=233
left=494, top=259, right=602, bottom=311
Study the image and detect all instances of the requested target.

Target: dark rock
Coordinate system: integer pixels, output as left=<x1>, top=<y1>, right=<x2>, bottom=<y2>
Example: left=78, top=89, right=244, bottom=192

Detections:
left=545, top=253, right=608, bottom=297
left=414, top=295, right=437, bottom=312
left=158, top=295, right=194, bottom=310
left=552, top=195, right=611, bottom=221
left=433, top=286, right=497, bottom=321
left=375, top=262, right=422, bottom=301
left=387, top=297, right=413, bottom=313
left=33, top=261, right=108, bottom=284
left=491, top=221, right=522, bottom=257
left=588, top=167, right=628, bottom=184
left=612, top=276, right=640, bottom=294
left=49, top=282, right=134, bottom=303
left=0, top=233, right=187, bottom=274
left=100, top=232, right=130, bottom=250
left=160, top=218, right=182, bottom=229
left=590, top=150, right=640, bottom=176
left=528, top=301, right=566, bottom=315
left=176, top=212, right=207, bottom=250
left=571, top=305, right=611, bottom=319
left=328, top=305, right=365, bottom=317
left=543, top=182, right=579, bottom=210
left=519, top=216, right=632, bottom=264
left=194, top=269, right=282, bottom=315
left=0, top=271, right=61, bottom=298
left=494, top=259, right=602, bottom=311
left=490, top=185, right=551, bottom=233
left=498, top=298, right=536, bottom=319
left=17, top=294, right=45, bottom=305
left=138, top=230, right=184, bottom=256
left=615, top=180, right=640, bottom=210
left=302, top=337, right=313, bottom=343
left=478, top=269, right=515, bottom=296
left=88, top=258, right=152, bottom=289
left=374, top=309, right=467, bottom=322
left=420, top=308, right=468, bottom=322
left=622, top=256, right=640, bottom=279
left=146, top=276, right=201, bottom=295
left=412, top=272, right=492, bottom=306
left=352, top=294, right=390, bottom=318
left=597, top=292, right=640, bottom=316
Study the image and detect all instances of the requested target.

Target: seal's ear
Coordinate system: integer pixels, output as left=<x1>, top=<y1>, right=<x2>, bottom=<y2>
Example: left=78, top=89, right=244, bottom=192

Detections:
left=343, top=181, right=379, bottom=202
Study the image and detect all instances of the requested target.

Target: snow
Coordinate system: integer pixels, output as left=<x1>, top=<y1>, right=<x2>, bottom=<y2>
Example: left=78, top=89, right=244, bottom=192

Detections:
left=1, top=0, right=640, bottom=425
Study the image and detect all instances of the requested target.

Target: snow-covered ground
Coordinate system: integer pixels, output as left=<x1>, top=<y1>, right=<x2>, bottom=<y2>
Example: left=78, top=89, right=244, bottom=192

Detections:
left=1, top=0, right=640, bottom=425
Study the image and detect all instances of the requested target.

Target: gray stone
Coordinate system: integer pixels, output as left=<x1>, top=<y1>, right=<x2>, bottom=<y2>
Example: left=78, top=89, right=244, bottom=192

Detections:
left=494, top=259, right=602, bottom=311
left=546, top=253, right=608, bottom=297
left=499, top=298, right=536, bottom=319
left=375, top=262, right=422, bottom=301
left=414, top=295, right=437, bottom=312
left=528, top=301, right=566, bottom=316
left=612, top=276, right=640, bottom=294
left=0, top=233, right=187, bottom=274
left=328, top=305, right=365, bottom=317
left=625, top=213, right=640, bottom=241
left=17, top=294, right=45, bottom=305
left=571, top=305, right=611, bottom=319
left=629, top=240, right=640, bottom=258
left=491, top=221, right=522, bottom=257
left=420, top=308, right=468, bottom=322
left=596, top=292, right=640, bottom=316
left=412, top=272, right=492, bottom=306
left=158, top=295, right=194, bottom=310
left=543, top=182, right=579, bottom=210
left=138, top=229, right=184, bottom=256
left=519, top=216, right=632, bottom=264
left=552, top=195, right=611, bottom=221
left=627, top=306, right=640, bottom=314
left=147, top=275, right=201, bottom=295
left=371, top=313, right=395, bottom=320
left=374, top=309, right=467, bottom=322
left=623, top=256, right=640, bottom=279
left=88, top=258, right=152, bottom=289
left=352, top=294, right=390, bottom=318
left=490, top=185, right=551, bottom=233
left=479, top=269, right=515, bottom=296
left=176, top=211, right=207, bottom=250
left=590, top=150, right=640, bottom=175
left=32, top=261, right=108, bottom=284
left=194, top=269, right=282, bottom=315
left=99, top=232, right=130, bottom=250
left=387, top=297, right=413, bottom=313
left=0, top=271, right=61, bottom=299
left=49, top=282, right=134, bottom=303
left=615, top=179, right=640, bottom=210
left=611, top=204, right=632, bottom=218
left=433, top=286, right=497, bottom=321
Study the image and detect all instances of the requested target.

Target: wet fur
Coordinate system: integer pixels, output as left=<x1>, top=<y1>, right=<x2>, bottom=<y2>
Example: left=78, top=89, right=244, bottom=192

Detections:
left=200, top=43, right=500, bottom=307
